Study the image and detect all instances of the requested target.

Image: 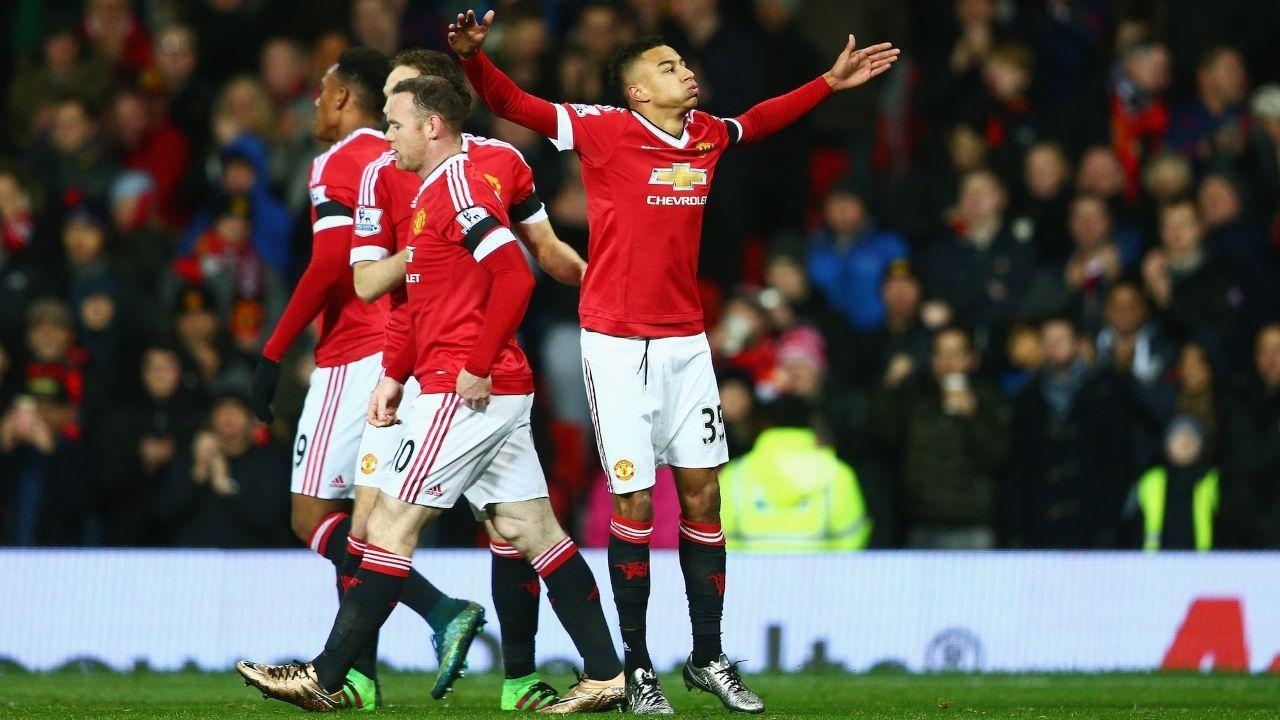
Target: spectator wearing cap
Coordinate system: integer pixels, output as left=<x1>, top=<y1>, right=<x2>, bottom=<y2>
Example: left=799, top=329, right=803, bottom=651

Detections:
left=1221, top=323, right=1280, bottom=548
left=107, top=171, right=174, bottom=301
left=0, top=360, right=93, bottom=546
left=1165, top=46, right=1251, bottom=170
left=1003, top=316, right=1137, bottom=549
left=154, top=392, right=290, bottom=548
left=720, top=395, right=871, bottom=552
left=871, top=325, right=1010, bottom=548
left=1124, top=414, right=1220, bottom=551
left=807, top=183, right=909, bottom=332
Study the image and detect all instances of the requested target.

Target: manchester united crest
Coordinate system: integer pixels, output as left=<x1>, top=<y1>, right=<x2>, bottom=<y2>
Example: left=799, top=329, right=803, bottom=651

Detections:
left=613, top=459, right=635, bottom=482
left=484, top=173, right=503, bottom=198
left=412, top=208, right=427, bottom=234
left=360, top=453, right=378, bottom=475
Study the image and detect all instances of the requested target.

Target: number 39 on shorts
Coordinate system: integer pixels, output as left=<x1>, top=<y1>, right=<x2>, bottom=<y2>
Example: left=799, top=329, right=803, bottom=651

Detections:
left=700, top=404, right=724, bottom=445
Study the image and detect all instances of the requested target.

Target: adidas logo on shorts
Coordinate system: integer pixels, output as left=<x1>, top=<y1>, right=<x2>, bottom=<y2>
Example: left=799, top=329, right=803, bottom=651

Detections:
left=329, top=476, right=346, bottom=488
left=424, top=483, right=443, bottom=497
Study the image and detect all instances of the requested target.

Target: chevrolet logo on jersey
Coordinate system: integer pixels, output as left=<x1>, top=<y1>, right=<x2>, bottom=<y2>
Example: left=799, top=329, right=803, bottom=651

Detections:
left=649, top=163, right=707, bottom=191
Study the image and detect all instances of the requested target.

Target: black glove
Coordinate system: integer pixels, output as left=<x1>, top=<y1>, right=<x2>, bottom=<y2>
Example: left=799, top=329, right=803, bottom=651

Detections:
left=250, top=358, right=281, bottom=423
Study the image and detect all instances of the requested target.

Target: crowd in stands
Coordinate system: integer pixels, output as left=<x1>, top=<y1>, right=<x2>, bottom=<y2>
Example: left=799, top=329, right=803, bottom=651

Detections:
left=1, top=0, right=1278, bottom=551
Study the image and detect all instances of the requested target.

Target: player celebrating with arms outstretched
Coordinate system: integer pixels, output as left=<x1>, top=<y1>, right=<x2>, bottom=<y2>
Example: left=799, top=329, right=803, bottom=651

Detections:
left=449, top=9, right=898, bottom=714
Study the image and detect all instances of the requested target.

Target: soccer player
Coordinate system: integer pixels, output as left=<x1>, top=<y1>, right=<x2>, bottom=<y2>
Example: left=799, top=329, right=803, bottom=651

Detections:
left=448, top=9, right=899, bottom=714
left=349, top=48, right=586, bottom=711
left=237, top=76, right=625, bottom=714
left=247, top=48, right=482, bottom=706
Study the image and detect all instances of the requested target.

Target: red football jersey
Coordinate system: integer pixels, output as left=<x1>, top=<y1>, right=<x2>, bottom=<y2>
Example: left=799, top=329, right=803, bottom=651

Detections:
left=549, top=104, right=733, bottom=338
left=350, top=134, right=546, bottom=374
left=399, top=152, right=534, bottom=395
left=303, top=127, right=390, bottom=366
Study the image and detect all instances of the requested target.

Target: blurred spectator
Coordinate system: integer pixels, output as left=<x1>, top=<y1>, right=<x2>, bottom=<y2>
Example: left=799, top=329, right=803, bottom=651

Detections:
left=558, top=2, right=629, bottom=106
left=352, top=0, right=404, bottom=57
left=1221, top=323, right=1280, bottom=548
left=1124, top=415, right=1219, bottom=551
left=763, top=247, right=853, bottom=386
left=1004, top=317, right=1135, bottom=549
left=973, top=43, right=1041, bottom=182
left=717, top=369, right=758, bottom=460
left=710, top=293, right=776, bottom=394
left=184, top=134, right=294, bottom=278
left=720, top=396, right=871, bottom=551
left=1011, top=141, right=1072, bottom=265
left=259, top=37, right=316, bottom=213
left=80, top=0, right=152, bottom=79
left=106, top=87, right=189, bottom=228
left=1000, top=322, right=1042, bottom=397
left=852, top=259, right=932, bottom=392
left=1141, top=199, right=1238, bottom=361
left=7, top=20, right=111, bottom=149
left=806, top=183, right=908, bottom=332
left=23, top=95, right=120, bottom=219
left=1166, top=47, right=1250, bottom=168
left=1109, top=40, right=1171, bottom=193
left=168, top=283, right=254, bottom=396
left=1138, top=150, right=1193, bottom=243
left=100, top=345, right=203, bottom=545
left=154, top=392, right=291, bottom=548
left=921, top=169, right=1034, bottom=361
left=1174, top=342, right=1221, bottom=459
left=1197, top=171, right=1279, bottom=333
left=0, top=299, right=92, bottom=546
left=1243, top=84, right=1280, bottom=217
left=1061, top=194, right=1125, bottom=334
left=148, top=24, right=214, bottom=169
left=190, top=0, right=269, bottom=88
left=0, top=166, right=39, bottom=262
left=872, top=326, right=1010, bottom=548
left=1076, top=144, right=1141, bottom=238
left=168, top=194, right=285, bottom=355
left=107, top=170, right=174, bottom=305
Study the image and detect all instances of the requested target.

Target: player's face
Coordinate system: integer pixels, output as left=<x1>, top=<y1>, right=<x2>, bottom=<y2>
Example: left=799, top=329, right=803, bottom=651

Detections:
left=314, top=67, right=342, bottom=142
left=385, top=92, right=427, bottom=173
left=384, top=65, right=420, bottom=116
left=633, top=46, right=698, bottom=111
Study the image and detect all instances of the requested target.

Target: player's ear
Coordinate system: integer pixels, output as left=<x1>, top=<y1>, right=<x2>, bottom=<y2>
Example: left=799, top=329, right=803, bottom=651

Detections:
left=627, top=82, right=649, bottom=105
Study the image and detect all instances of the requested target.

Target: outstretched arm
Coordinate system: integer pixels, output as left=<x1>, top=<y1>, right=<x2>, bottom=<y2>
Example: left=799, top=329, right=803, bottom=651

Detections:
left=733, top=34, right=899, bottom=145
left=450, top=10, right=560, bottom=139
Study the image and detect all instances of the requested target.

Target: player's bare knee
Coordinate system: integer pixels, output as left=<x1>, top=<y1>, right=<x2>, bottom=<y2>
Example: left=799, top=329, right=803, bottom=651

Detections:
left=612, top=488, right=655, bottom=523
left=675, top=471, right=722, bottom=523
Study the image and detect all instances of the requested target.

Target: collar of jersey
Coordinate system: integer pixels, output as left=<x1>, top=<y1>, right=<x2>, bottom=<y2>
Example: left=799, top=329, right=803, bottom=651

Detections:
left=337, top=126, right=385, bottom=148
left=417, top=151, right=469, bottom=195
left=631, top=109, right=691, bottom=149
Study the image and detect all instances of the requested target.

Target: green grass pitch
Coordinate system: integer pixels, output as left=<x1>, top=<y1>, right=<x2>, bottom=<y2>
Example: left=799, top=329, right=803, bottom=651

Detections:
left=0, top=670, right=1275, bottom=719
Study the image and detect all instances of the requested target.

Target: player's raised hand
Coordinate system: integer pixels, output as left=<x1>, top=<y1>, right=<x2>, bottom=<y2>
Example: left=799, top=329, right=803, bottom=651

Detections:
left=448, top=9, right=494, bottom=58
left=249, top=358, right=281, bottom=423
left=368, top=376, right=404, bottom=427
left=824, top=34, right=901, bottom=91
left=456, top=368, right=492, bottom=411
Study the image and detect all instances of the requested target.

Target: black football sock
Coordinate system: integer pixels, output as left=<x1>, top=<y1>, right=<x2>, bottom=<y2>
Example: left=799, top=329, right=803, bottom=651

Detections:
left=491, top=540, right=540, bottom=679
left=608, top=515, right=654, bottom=674
left=307, top=512, right=352, bottom=598
left=341, top=535, right=379, bottom=683
left=679, top=517, right=726, bottom=667
left=533, top=537, right=622, bottom=680
left=312, top=545, right=410, bottom=692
